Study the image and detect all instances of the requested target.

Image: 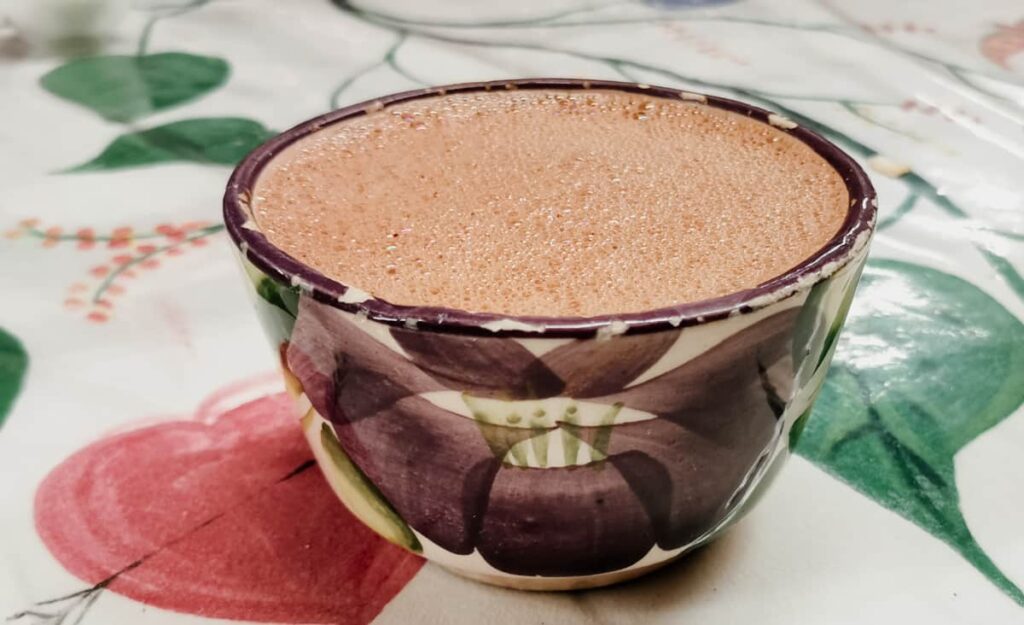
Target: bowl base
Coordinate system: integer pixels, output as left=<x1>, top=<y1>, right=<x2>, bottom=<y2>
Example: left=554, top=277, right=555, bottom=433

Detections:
left=437, top=553, right=684, bottom=591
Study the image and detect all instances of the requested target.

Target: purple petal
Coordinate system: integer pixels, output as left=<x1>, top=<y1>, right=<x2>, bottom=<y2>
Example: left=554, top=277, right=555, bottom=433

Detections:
left=391, top=327, right=563, bottom=398
left=596, top=309, right=799, bottom=432
left=540, top=330, right=681, bottom=397
left=286, top=298, right=442, bottom=423
left=335, top=395, right=539, bottom=554
left=476, top=463, right=655, bottom=576
left=605, top=417, right=774, bottom=549
left=576, top=310, right=798, bottom=548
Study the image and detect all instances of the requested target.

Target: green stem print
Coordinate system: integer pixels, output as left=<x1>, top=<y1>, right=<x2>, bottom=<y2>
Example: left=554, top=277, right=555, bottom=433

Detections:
left=137, top=0, right=212, bottom=56
left=326, top=0, right=1024, bottom=603
left=876, top=191, right=920, bottom=231
left=330, top=33, right=412, bottom=108
left=0, top=328, right=28, bottom=428
left=840, top=101, right=929, bottom=145
left=331, top=1, right=1023, bottom=97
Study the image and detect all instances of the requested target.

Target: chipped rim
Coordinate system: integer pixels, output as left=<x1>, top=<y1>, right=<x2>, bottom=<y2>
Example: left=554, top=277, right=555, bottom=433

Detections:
left=224, top=78, right=876, bottom=338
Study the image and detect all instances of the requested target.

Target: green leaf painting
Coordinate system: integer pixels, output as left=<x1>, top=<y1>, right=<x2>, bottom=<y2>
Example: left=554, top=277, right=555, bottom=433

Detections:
left=320, top=424, right=423, bottom=553
left=0, top=328, right=28, bottom=428
left=256, top=277, right=300, bottom=319
left=253, top=276, right=300, bottom=341
left=796, top=260, right=1024, bottom=604
left=69, top=118, right=276, bottom=171
left=241, top=257, right=300, bottom=345
left=41, top=53, right=229, bottom=123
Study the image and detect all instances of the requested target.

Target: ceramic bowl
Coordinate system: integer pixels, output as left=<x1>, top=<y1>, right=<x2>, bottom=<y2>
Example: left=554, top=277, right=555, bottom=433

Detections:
left=223, top=79, right=877, bottom=591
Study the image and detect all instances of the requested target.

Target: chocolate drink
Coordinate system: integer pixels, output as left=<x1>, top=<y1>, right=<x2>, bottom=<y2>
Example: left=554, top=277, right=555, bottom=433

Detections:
left=252, top=89, right=849, bottom=316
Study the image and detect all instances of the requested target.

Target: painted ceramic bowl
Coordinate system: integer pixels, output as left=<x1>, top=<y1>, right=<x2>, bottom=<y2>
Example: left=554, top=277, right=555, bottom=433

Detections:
left=223, top=79, right=877, bottom=591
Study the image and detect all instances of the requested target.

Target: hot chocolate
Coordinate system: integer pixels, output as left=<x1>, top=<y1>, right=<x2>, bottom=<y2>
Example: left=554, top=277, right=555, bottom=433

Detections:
left=252, top=89, right=848, bottom=316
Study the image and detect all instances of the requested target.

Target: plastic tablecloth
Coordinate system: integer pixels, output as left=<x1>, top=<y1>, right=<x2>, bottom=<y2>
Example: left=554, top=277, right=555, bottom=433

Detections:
left=1, top=1, right=1022, bottom=623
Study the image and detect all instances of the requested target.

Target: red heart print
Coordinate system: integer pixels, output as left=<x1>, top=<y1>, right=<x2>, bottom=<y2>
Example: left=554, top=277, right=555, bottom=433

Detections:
left=33, top=382, right=424, bottom=624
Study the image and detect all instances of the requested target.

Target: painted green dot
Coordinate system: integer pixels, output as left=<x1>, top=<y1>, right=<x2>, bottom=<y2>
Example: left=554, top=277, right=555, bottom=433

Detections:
left=566, top=405, right=578, bottom=415
left=507, top=413, right=522, bottom=424
left=533, top=408, right=546, bottom=418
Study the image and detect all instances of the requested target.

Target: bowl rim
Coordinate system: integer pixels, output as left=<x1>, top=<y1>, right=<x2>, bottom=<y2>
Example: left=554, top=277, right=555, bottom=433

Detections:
left=223, top=78, right=877, bottom=338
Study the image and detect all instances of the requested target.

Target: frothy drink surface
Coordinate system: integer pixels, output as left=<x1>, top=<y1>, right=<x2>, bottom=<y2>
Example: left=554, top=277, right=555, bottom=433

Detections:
left=253, top=89, right=849, bottom=316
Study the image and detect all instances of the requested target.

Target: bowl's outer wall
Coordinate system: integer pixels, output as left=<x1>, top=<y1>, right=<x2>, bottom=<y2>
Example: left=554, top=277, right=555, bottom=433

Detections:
left=235, top=241, right=869, bottom=589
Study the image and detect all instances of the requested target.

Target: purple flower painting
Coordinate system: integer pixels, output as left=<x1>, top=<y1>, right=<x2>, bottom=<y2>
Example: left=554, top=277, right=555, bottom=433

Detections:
left=286, top=299, right=797, bottom=577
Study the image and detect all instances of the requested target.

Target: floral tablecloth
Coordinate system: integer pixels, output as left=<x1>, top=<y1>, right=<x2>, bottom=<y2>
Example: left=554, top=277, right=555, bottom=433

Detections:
left=1, top=0, right=1022, bottom=623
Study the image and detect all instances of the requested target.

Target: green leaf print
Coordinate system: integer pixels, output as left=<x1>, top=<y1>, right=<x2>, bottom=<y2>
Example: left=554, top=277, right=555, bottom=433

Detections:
left=40, top=53, right=229, bottom=123
left=0, top=328, right=28, bottom=428
left=240, top=254, right=300, bottom=342
left=320, top=424, right=423, bottom=553
left=69, top=118, right=276, bottom=172
left=256, top=277, right=299, bottom=319
left=795, top=259, right=1024, bottom=605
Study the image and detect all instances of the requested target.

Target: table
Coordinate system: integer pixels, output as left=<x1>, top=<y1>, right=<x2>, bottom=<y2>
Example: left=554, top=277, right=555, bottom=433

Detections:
left=1, top=1, right=1022, bottom=623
